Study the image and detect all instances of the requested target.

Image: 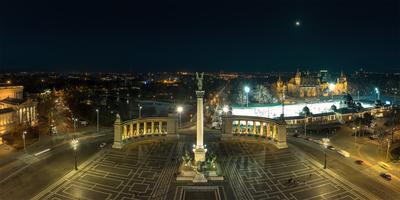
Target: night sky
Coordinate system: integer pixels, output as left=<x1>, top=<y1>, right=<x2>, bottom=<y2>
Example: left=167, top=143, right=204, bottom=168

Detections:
left=1, top=0, right=399, bottom=72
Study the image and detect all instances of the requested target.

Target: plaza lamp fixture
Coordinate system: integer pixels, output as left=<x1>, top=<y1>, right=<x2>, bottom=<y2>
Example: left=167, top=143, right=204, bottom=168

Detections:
left=244, top=86, right=250, bottom=107
left=328, top=83, right=336, bottom=100
left=177, top=106, right=183, bottom=128
left=375, top=87, right=380, bottom=100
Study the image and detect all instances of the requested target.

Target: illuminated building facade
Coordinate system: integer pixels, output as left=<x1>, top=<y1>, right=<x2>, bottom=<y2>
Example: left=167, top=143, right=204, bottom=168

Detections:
left=276, top=70, right=348, bottom=98
left=0, top=86, right=38, bottom=135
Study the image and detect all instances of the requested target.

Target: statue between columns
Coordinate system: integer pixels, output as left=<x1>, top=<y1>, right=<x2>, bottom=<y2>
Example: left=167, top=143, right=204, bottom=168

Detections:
left=195, top=72, right=204, bottom=91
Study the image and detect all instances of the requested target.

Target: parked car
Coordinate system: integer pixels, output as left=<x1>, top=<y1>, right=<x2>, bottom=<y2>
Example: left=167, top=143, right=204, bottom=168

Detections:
left=99, top=142, right=106, bottom=148
left=380, top=173, right=392, bottom=181
left=355, top=160, right=364, bottom=165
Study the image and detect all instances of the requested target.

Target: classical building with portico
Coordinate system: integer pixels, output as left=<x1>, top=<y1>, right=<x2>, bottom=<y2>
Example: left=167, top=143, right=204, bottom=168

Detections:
left=0, top=86, right=38, bottom=136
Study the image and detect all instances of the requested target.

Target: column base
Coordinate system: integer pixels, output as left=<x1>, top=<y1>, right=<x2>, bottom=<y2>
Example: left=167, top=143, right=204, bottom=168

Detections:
left=194, top=148, right=206, bottom=162
left=112, top=142, right=123, bottom=149
left=273, top=141, right=288, bottom=149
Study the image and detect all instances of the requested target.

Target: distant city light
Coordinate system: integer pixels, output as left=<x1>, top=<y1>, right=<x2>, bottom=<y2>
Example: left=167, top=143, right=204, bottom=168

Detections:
left=385, top=101, right=391, bottom=105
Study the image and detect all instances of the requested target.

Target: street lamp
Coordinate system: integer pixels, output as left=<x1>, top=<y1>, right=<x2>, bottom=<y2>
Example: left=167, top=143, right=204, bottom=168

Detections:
left=322, top=139, right=329, bottom=169
left=386, top=138, right=391, bottom=161
left=71, top=139, right=79, bottom=170
left=304, top=113, right=307, bottom=137
left=96, top=109, right=99, bottom=132
left=375, top=87, right=380, bottom=100
left=22, top=131, right=27, bottom=153
left=329, top=83, right=335, bottom=100
left=244, top=86, right=250, bottom=107
left=138, top=104, right=143, bottom=118
left=222, top=105, right=229, bottom=114
left=222, top=105, right=229, bottom=134
left=177, top=106, right=183, bottom=128
left=72, top=117, right=78, bottom=136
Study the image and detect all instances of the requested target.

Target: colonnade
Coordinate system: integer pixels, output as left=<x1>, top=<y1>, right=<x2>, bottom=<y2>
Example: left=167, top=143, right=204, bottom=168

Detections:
left=232, top=120, right=277, bottom=139
left=121, top=120, right=168, bottom=140
left=113, top=116, right=176, bottom=149
left=222, top=115, right=288, bottom=149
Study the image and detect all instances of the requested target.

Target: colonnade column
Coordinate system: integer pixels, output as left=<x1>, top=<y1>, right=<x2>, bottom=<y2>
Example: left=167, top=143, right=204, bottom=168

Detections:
left=253, top=121, right=256, bottom=134
left=159, top=121, right=162, bottom=133
left=130, top=123, right=133, bottom=137
left=245, top=121, right=248, bottom=134
left=260, top=122, right=264, bottom=136
left=136, top=122, right=140, bottom=136
left=151, top=121, right=154, bottom=134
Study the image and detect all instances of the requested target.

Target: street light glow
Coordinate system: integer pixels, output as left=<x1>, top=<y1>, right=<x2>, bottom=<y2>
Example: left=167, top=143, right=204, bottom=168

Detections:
left=329, top=83, right=335, bottom=91
left=177, top=106, right=183, bottom=113
left=71, top=139, right=79, bottom=150
left=223, top=105, right=229, bottom=113
left=244, top=86, right=250, bottom=93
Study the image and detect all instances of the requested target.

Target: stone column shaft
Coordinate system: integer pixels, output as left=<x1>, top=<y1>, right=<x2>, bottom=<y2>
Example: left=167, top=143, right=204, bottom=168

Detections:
left=196, top=91, right=205, bottom=148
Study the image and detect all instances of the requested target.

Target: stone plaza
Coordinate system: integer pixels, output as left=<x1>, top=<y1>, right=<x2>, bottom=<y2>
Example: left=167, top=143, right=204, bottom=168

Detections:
left=33, top=135, right=375, bottom=200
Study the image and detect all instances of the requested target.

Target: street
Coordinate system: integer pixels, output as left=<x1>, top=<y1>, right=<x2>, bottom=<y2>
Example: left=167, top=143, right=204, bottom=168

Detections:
left=0, top=128, right=113, bottom=200
left=288, top=136, right=400, bottom=199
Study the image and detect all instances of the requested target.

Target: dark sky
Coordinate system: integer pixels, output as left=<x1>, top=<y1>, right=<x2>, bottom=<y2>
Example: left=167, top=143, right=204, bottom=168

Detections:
left=1, top=0, right=399, bottom=72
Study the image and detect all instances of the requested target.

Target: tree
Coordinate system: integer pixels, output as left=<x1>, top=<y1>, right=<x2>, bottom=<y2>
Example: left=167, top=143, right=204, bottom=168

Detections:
left=253, top=85, right=273, bottom=104
left=236, top=90, right=246, bottom=106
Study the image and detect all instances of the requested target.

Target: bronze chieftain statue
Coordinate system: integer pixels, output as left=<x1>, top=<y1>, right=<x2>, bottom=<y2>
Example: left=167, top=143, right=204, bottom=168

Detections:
left=195, top=72, right=204, bottom=91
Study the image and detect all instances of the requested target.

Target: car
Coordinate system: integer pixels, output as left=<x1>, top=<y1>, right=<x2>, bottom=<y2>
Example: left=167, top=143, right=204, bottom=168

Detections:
left=378, top=162, right=392, bottom=170
left=99, top=142, right=106, bottom=148
left=355, top=160, right=364, bottom=165
left=380, top=173, right=392, bottom=181
left=327, top=145, right=336, bottom=151
left=293, top=133, right=300, bottom=138
left=337, top=150, right=350, bottom=157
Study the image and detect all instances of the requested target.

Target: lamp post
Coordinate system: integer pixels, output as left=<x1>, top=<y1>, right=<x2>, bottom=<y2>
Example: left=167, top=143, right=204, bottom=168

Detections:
left=322, top=141, right=328, bottom=169
left=222, top=105, right=229, bottom=134
left=22, top=131, right=27, bottom=154
left=138, top=104, right=143, bottom=118
left=353, top=127, right=357, bottom=148
left=304, top=113, right=307, bottom=137
left=375, top=88, right=380, bottom=101
left=177, top=106, right=183, bottom=128
left=96, top=109, right=99, bottom=132
left=71, top=139, right=79, bottom=170
left=386, top=138, right=391, bottom=161
left=244, top=86, right=250, bottom=107
left=329, top=83, right=335, bottom=100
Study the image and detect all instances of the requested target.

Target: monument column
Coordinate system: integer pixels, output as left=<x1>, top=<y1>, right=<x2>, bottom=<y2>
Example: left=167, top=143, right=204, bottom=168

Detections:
left=196, top=90, right=205, bottom=148
left=194, top=72, right=206, bottom=162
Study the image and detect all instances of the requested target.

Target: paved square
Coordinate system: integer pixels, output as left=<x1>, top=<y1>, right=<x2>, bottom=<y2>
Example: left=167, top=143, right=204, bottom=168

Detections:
left=33, top=139, right=374, bottom=200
